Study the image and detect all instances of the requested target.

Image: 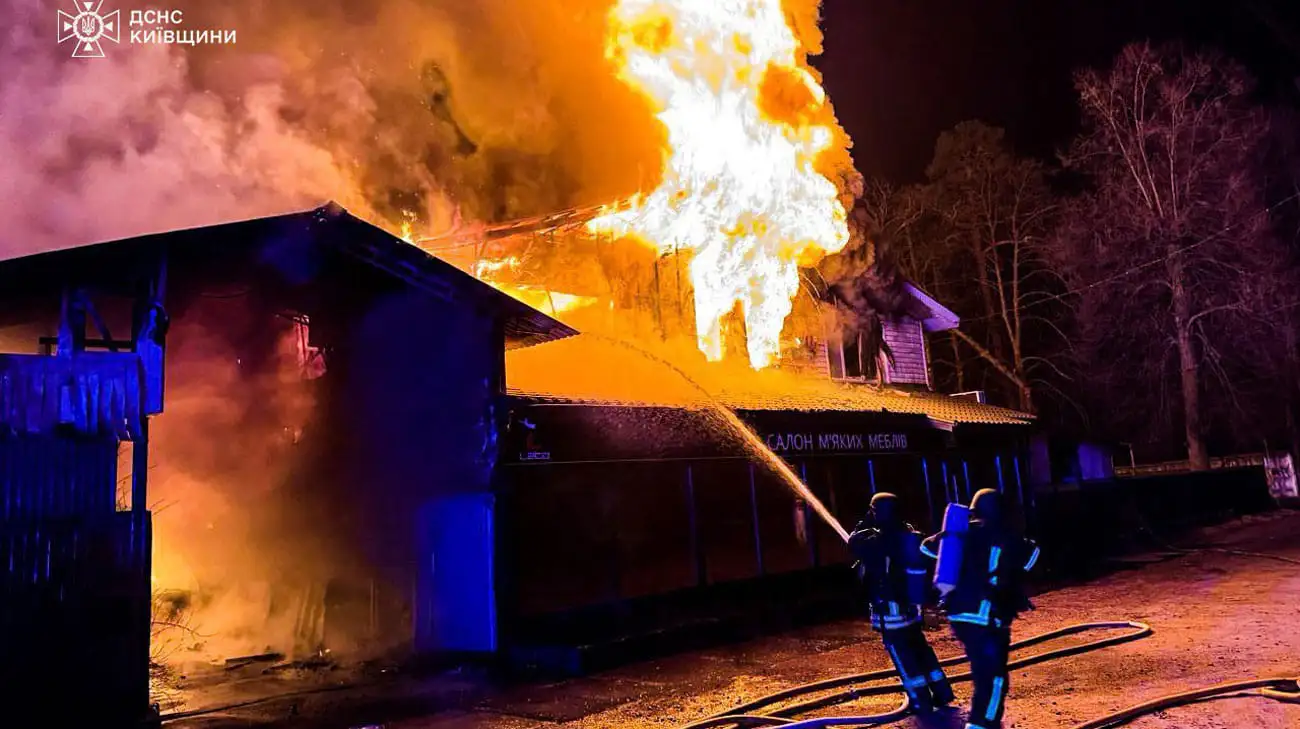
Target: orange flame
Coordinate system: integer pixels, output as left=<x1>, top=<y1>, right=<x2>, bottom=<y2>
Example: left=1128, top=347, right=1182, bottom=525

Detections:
left=590, top=0, right=850, bottom=370
left=464, top=255, right=596, bottom=317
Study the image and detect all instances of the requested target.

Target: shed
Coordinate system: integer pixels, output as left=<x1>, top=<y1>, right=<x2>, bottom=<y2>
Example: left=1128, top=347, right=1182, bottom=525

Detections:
left=0, top=204, right=574, bottom=677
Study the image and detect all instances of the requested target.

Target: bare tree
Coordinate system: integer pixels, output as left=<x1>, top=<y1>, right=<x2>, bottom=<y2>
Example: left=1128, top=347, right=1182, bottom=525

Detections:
left=856, top=181, right=974, bottom=391
left=859, top=124, right=1061, bottom=411
left=922, top=122, right=1059, bottom=412
left=1053, top=42, right=1285, bottom=469
left=1258, top=102, right=1300, bottom=460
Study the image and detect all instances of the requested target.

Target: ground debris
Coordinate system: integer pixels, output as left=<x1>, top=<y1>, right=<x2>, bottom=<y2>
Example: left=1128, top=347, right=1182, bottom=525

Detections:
left=265, top=656, right=337, bottom=673
left=225, top=653, right=286, bottom=670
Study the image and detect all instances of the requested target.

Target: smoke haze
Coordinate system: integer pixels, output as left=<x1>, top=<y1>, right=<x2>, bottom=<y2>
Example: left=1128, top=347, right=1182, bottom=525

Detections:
left=5, top=0, right=856, bottom=667
left=2, top=0, right=668, bottom=256
left=146, top=297, right=328, bottom=664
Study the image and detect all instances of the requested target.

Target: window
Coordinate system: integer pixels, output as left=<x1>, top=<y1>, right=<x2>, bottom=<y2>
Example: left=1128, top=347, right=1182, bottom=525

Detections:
left=828, top=326, right=880, bottom=382
left=292, top=316, right=326, bottom=380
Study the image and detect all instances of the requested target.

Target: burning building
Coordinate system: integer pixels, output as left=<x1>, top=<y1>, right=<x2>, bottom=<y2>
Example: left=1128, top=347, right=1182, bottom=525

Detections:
left=0, top=0, right=1035, bottom=702
left=0, top=200, right=1031, bottom=697
left=492, top=283, right=1034, bottom=670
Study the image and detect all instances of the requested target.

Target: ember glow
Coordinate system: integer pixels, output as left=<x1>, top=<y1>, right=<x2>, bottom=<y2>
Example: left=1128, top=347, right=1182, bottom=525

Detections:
left=463, top=255, right=597, bottom=317
left=474, top=256, right=523, bottom=279
left=589, top=0, right=852, bottom=370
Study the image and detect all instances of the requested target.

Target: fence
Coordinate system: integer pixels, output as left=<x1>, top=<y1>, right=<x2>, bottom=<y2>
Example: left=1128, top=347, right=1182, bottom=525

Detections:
left=499, top=447, right=1028, bottom=663
left=1114, top=452, right=1298, bottom=501
left=0, top=436, right=152, bottom=727
left=1031, top=467, right=1275, bottom=576
left=501, top=452, right=1276, bottom=671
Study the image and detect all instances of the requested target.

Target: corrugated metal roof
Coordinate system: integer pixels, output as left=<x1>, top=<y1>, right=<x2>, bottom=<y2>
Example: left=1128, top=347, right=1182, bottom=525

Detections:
left=505, top=336, right=1034, bottom=427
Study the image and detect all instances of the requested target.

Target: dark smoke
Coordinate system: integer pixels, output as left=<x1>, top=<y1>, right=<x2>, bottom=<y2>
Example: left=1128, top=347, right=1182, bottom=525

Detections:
left=810, top=204, right=927, bottom=368
left=818, top=204, right=920, bottom=318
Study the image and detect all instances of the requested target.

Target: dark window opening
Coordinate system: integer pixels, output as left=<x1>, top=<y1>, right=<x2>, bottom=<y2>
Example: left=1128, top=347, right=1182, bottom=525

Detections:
left=837, top=328, right=879, bottom=381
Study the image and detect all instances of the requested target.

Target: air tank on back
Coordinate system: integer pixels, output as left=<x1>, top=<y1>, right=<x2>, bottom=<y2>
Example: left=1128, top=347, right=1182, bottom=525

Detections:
left=898, top=529, right=929, bottom=605
left=934, top=502, right=970, bottom=596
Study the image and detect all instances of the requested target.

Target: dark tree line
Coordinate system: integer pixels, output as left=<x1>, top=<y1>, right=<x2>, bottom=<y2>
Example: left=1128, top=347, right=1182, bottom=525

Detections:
left=860, top=41, right=1300, bottom=467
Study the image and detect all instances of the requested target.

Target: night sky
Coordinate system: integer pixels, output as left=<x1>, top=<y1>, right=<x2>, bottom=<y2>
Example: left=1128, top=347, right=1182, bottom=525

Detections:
left=818, top=0, right=1300, bottom=182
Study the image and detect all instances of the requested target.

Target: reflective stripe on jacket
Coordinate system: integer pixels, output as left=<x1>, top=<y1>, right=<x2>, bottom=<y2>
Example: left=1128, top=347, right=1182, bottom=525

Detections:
left=849, top=522, right=930, bottom=629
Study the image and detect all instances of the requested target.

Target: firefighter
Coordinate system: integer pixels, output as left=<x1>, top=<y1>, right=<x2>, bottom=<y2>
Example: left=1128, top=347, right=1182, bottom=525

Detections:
left=921, top=489, right=1041, bottom=729
left=848, top=492, right=955, bottom=713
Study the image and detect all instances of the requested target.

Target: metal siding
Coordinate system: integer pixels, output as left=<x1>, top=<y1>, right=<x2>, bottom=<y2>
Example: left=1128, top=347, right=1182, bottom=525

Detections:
left=0, top=352, right=145, bottom=441
left=0, top=437, right=118, bottom=521
left=0, top=434, right=150, bottom=724
left=341, top=289, right=503, bottom=650
left=0, top=511, right=151, bottom=724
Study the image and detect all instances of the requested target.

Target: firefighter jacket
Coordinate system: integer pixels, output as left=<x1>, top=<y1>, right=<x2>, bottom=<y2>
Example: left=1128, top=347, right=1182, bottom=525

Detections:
left=848, top=522, right=930, bottom=631
left=921, top=521, right=1040, bottom=628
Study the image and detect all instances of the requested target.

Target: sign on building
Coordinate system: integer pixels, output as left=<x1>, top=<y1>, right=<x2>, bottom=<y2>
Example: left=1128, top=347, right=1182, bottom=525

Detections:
left=1265, top=453, right=1298, bottom=500
left=762, top=431, right=910, bottom=455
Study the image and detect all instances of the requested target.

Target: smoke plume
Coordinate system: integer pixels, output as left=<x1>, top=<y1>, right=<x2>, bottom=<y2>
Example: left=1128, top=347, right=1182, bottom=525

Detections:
left=2, top=0, right=666, bottom=256
left=5, top=0, right=857, bottom=667
left=146, top=295, right=329, bottom=664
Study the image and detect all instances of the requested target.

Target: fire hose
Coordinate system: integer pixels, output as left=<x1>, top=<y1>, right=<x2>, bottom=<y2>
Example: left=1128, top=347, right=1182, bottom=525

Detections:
left=157, top=537, right=1300, bottom=727
left=155, top=619, right=1299, bottom=728
left=156, top=620, right=1299, bottom=727
left=678, top=620, right=1300, bottom=729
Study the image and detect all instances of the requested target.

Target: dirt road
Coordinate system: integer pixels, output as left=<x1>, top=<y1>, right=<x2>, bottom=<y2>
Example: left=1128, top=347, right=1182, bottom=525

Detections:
left=389, top=511, right=1300, bottom=729
left=169, top=511, right=1300, bottom=729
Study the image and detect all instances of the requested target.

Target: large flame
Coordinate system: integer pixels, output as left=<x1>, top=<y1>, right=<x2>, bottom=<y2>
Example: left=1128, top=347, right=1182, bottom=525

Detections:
left=589, top=0, right=851, bottom=370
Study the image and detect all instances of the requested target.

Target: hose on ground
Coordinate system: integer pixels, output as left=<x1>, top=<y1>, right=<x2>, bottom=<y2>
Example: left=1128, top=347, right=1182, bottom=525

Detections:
left=696, top=677, right=1300, bottom=729
left=1071, top=676, right=1300, bottom=729
left=161, top=621, right=1299, bottom=728
left=683, top=622, right=1152, bottom=729
left=683, top=621, right=1300, bottom=729
left=1170, top=545, right=1300, bottom=566
left=1132, top=511, right=1300, bottom=567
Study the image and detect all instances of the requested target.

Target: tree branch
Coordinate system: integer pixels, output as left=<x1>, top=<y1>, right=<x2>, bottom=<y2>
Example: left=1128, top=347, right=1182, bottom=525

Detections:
left=1023, top=355, right=1075, bottom=381
left=950, top=327, right=1032, bottom=392
left=1185, top=302, right=1248, bottom=331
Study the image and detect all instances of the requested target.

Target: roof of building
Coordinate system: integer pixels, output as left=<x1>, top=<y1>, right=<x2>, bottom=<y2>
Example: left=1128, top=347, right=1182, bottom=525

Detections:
left=903, top=283, right=961, bottom=332
left=308, top=204, right=578, bottom=349
left=505, top=335, right=1033, bottom=428
left=0, top=203, right=576, bottom=350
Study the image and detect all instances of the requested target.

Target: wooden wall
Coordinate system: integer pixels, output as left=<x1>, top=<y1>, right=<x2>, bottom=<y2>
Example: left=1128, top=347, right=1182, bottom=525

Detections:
left=882, top=317, right=930, bottom=387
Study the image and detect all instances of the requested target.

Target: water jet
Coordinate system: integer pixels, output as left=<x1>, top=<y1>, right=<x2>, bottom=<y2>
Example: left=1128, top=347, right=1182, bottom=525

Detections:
left=584, top=333, right=851, bottom=543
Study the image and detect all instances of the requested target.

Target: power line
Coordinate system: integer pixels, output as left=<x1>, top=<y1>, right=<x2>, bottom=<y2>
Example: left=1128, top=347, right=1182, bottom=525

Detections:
left=959, top=190, right=1300, bottom=324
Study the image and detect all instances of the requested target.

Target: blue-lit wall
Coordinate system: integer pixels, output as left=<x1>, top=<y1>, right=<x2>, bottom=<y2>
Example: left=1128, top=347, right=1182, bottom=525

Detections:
left=1077, top=442, right=1114, bottom=481
left=0, top=222, right=514, bottom=663
left=327, top=285, right=503, bottom=653
left=495, top=412, right=1032, bottom=652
